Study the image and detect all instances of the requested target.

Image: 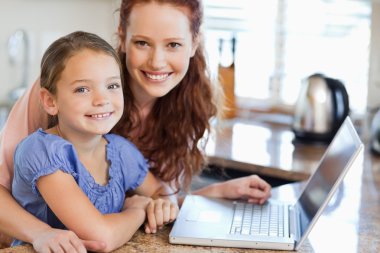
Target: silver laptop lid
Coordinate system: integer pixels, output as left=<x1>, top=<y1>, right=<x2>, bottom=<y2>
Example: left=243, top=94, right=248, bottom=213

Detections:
left=293, top=116, right=363, bottom=250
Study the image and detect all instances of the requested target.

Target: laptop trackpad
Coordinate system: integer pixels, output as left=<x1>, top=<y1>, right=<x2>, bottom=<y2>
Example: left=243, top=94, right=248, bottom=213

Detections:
left=186, top=209, right=222, bottom=223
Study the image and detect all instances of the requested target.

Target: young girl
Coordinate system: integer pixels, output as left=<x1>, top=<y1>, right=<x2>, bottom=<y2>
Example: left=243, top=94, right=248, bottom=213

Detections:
left=0, top=1, right=271, bottom=252
left=11, top=31, right=178, bottom=252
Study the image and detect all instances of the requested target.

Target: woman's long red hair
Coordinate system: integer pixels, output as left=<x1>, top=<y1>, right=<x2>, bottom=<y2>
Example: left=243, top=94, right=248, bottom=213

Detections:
left=113, top=0, right=218, bottom=191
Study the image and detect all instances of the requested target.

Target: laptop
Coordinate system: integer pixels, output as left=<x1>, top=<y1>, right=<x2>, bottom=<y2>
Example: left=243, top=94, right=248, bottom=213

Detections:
left=169, top=116, right=363, bottom=250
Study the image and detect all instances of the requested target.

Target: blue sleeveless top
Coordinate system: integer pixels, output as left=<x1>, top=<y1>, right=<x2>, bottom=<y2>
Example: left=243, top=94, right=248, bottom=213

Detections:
left=12, top=129, right=148, bottom=246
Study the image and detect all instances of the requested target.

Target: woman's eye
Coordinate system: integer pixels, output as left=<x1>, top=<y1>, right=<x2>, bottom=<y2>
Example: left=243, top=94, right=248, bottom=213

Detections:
left=108, top=83, right=121, bottom=89
left=74, top=87, right=89, bottom=93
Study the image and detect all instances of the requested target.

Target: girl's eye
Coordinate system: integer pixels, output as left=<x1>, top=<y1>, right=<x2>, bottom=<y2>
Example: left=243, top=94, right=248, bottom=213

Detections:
left=74, top=87, right=89, bottom=93
left=108, top=83, right=121, bottom=89
left=168, top=42, right=181, bottom=48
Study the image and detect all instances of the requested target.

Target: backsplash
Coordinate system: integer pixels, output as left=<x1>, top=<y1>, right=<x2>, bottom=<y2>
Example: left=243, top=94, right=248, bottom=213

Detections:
left=0, top=0, right=120, bottom=104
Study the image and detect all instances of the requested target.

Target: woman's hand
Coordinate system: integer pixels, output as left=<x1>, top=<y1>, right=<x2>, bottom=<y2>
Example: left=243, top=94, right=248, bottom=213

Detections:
left=194, top=175, right=272, bottom=205
left=144, top=198, right=179, bottom=234
left=219, top=175, right=272, bottom=204
left=32, top=228, right=106, bottom=253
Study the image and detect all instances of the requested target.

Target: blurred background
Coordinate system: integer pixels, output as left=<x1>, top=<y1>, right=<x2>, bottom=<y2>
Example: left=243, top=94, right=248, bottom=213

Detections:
left=0, top=0, right=379, bottom=138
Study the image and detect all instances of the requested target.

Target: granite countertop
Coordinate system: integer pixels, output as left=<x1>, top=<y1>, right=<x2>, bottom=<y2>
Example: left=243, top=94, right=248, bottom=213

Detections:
left=3, top=154, right=380, bottom=253
left=1, top=222, right=316, bottom=253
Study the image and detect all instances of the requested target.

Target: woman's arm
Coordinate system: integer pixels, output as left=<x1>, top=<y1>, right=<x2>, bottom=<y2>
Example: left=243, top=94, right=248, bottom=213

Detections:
left=37, top=170, right=150, bottom=252
left=0, top=185, right=50, bottom=244
left=0, top=79, right=46, bottom=189
left=192, top=175, right=272, bottom=204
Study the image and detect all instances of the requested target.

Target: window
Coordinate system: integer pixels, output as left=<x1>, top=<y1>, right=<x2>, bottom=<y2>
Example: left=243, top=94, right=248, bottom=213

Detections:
left=203, top=0, right=371, bottom=115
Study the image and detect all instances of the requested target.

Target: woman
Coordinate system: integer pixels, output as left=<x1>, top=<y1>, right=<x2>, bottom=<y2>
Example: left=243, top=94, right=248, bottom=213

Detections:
left=0, top=0, right=271, bottom=252
left=114, top=0, right=271, bottom=203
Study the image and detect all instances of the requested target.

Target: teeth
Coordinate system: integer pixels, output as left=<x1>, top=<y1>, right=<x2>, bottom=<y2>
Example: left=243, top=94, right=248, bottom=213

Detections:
left=146, top=73, right=168, bottom=81
left=90, top=113, right=111, bottom=118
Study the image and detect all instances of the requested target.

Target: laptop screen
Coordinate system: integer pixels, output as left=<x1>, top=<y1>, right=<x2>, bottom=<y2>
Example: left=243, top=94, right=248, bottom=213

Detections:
left=295, top=117, right=362, bottom=243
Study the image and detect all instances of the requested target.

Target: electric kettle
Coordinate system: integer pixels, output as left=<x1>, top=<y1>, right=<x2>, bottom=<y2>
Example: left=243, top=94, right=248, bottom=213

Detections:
left=292, top=73, right=349, bottom=144
left=370, top=108, right=380, bottom=155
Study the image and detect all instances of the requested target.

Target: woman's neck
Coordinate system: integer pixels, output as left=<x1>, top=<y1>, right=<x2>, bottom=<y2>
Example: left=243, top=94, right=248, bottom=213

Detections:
left=130, top=83, right=157, bottom=120
left=135, top=98, right=155, bottom=120
left=128, top=98, right=156, bottom=142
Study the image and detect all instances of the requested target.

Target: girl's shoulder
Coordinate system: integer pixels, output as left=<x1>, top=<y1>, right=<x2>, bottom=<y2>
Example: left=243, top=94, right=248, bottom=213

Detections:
left=104, top=133, right=146, bottom=163
left=13, top=128, right=79, bottom=197
left=15, top=128, right=73, bottom=164
left=104, top=134, right=148, bottom=191
left=17, top=128, right=66, bottom=149
left=104, top=133, right=138, bottom=150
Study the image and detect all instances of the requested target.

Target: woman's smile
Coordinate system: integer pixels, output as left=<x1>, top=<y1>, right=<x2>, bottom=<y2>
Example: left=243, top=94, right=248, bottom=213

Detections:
left=142, top=71, right=172, bottom=82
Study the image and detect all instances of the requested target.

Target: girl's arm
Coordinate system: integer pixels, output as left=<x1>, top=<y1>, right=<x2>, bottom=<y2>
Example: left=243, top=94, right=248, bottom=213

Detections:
left=37, top=170, right=150, bottom=252
left=0, top=185, right=104, bottom=252
left=134, top=172, right=179, bottom=233
left=135, top=172, right=177, bottom=203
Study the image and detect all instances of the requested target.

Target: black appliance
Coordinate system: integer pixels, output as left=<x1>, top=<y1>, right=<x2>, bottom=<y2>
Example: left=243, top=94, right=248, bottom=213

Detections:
left=371, top=108, right=380, bottom=155
left=292, top=73, right=350, bottom=144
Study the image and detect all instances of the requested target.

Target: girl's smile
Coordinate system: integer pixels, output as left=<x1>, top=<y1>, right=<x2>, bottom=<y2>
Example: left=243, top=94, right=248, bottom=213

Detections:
left=85, top=112, right=113, bottom=119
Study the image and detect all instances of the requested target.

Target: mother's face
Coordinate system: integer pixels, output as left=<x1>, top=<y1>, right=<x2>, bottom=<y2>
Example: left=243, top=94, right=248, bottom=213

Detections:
left=120, top=2, right=198, bottom=105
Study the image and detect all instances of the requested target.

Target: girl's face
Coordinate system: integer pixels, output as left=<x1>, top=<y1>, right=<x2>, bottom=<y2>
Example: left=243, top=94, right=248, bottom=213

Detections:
left=122, top=2, right=198, bottom=106
left=47, top=49, right=124, bottom=137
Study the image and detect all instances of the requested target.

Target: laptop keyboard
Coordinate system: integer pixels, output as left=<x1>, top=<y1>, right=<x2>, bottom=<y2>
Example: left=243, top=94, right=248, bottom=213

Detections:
left=230, top=201, right=285, bottom=237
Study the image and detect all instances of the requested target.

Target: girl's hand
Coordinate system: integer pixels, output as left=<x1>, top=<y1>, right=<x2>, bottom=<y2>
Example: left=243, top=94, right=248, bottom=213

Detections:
left=219, top=175, right=272, bottom=204
left=144, top=198, right=179, bottom=234
left=123, top=195, right=152, bottom=211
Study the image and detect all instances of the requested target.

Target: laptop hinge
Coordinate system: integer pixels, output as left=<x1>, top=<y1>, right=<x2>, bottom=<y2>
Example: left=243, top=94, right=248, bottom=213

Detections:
left=288, top=204, right=301, bottom=242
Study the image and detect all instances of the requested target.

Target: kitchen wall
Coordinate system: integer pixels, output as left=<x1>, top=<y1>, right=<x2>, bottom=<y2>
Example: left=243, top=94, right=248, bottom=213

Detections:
left=1, top=0, right=379, bottom=111
left=0, top=0, right=121, bottom=104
